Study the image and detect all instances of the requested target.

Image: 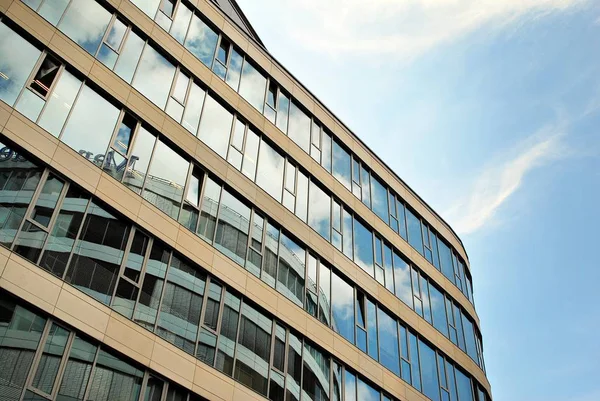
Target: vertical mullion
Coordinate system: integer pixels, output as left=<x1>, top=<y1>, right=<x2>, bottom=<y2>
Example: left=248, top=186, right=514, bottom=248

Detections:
left=130, top=235, right=156, bottom=320
left=34, top=177, right=70, bottom=265
left=95, top=14, right=117, bottom=58
left=109, top=227, right=138, bottom=306
left=210, top=282, right=226, bottom=366
left=20, top=318, right=53, bottom=400
left=48, top=330, right=76, bottom=399
left=59, top=192, right=92, bottom=280
left=35, top=65, right=66, bottom=122
left=56, top=76, right=86, bottom=141
left=152, top=251, right=172, bottom=333
left=229, top=295, right=244, bottom=377
left=138, top=130, right=160, bottom=196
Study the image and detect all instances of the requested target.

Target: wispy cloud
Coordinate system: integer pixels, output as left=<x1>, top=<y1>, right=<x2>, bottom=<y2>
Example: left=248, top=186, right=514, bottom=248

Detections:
left=271, top=0, right=589, bottom=60
left=443, top=124, right=570, bottom=235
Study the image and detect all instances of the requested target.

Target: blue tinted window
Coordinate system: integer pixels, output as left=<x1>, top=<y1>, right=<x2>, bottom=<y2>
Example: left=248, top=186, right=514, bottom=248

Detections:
left=353, top=218, right=374, bottom=276
left=393, top=252, right=413, bottom=308
left=461, top=314, right=479, bottom=363
left=0, top=23, right=41, bottom=106
left=332, top=141, right=351, bottom=190
left=185, top=15, right=219, bottom=66
left=438, top=240, right=455, bottom=283
left=406, top=208, right=423, bottom=254
left=419, top=339, right=440, bottom=401
left=370, top=175, right=389, bottom=223
left=430, top=284, right=448, bottom=337
left=331, top=272, right=354, bottom=343
left=366, top=299, right=378, bottom=360
left=455, top=368, right=474, bottom=401
left=308, top=181, right=331, bottom=241
left=58, top=0, right=111, bottom=55
left=377, top=308, right=400, bottom=376
left=409, top=333, right=421, bottom=391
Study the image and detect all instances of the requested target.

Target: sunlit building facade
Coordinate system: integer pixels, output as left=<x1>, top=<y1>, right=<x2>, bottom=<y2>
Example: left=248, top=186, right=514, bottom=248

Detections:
left=0, top=0, right=491, bottom=401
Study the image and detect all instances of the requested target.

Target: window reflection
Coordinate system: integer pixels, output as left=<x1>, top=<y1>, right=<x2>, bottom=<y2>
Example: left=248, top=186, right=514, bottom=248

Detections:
left=353, top=218, right=374, bottom=276
left=58, top=0, right=111, bottom=55
left=238, top=60, right=267, bottom=112
left=214, top=189, right=250, bottom=265
left=0, top=23, right=41, bottom=107
left=255, top=141, right=284, bottom=202
left=332, top=141, right=351, bottom=190
left=38, top=70, right=83, bottom=137
left=185, top=15, right=219, bottom=67
left=132, top=45, right=176, bottom=109
left=287, top=102, right=311, bottom=153
left=308, top=181, right=331, bottom=241
left=277, top=233, right=305, bottom=307
left=197, top=94, right=233, bottom=158
left=331, top=272, right=354, bottom=343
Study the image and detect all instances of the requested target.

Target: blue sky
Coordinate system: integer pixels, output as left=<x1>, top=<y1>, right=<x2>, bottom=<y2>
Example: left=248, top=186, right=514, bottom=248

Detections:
left=236, top=0, right=600, bottom=400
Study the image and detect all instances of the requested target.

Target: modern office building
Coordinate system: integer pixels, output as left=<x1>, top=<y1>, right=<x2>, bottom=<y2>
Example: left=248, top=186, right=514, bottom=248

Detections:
left=0, top=0, right=492, bottom=401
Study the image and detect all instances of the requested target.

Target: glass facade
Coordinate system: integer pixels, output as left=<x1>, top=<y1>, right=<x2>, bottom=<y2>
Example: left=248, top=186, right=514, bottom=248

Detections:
left=0, top=1, right=490, bottom=400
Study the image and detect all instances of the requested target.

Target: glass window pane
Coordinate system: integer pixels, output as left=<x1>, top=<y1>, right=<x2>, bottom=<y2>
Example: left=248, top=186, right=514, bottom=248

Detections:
left=406, top=208, right=424, bottom=255
left=356, top=379, right=379, bottom=401
left=419, top=339, right=441, bottom=401
left=133, top=241, right=169, bottom=329
left=331, top=272, right=354, bottom=343
left=301, top=342, right=330, bottom=401
left=66, top=201, right=129, bottom=305
left=132, top=45, right=176, bottom=109
left=114, top=31, right=145, bottom=83
left=377, top=308, right=400, bottom=376
left=430, top=284, right=449, bottom=337
left=370, top=176, right=389, bottom=223
left=131, top=0, right=161, bottom=18
left=157, top=255, right=204, bottom=354
left=275, top=92, right=289, bottom=133
left=353, top=218, right=374, bottom=276
left=198, top=178, right=220, bottom=242
left=170, top=3, right=192, bottom=44
left=277, top=233, right=305, bottom=307
left=0, top=299, right=46, bottom=400
left=409, top=333, right=421, bottom=391
left=57, top=335, right=97, bottom=401
left=238, top=60, right=267, bottom=113
left=295, top=171, right=308, bottom=223
left=215, top=189, right=250, bottom=265
left=37, top=0, right=70, bottom=26
left=332, top=141, right=351, bottom=190
left=0, top=152, right=43, bottom=248
left=181, top=82, right=205, bottom=135
left=123, top=127, right=156, bottom=195
left=242, top=129, right=259, bottom=181
left=13, top=220, right=47, bottom=263
left=226, top=49, right=243, bottom=91
left=438, top=240, right=455, bottom=283
left=262, top=222, right=278, bottom=288
left=184, top=15, right=219, bottom=67
left=287, top=102, right=310, bottom=153
left=88, top=349, right=143, bottom=401
left=461, top=314, right=479, bottom=363
left=344, top=370, right=356, bottom=401
left=32, top=323, right=70, bottom=394
left=144, top=376, right=164, bottom=401
left=455, top=368, right=474, bottom=401
left=198, top=94, right=233, bottom=158
left=318, top=263, right=331, bottom=326
left=234, top=302, right=271, bottom=396
left=31, top=173, right=64, bottom=226
left=215, top=292, right=240, bottom=376
left=39, top=185, right=89, bottom=278
left=143, top=140, right=189, bottom=220
left=58, top=0, right=111, bottom=55
left=38, top=70, right=83, bottom=137
left=0, top=23, right=41, bottom=107
left=308, top=181, right=331, bottom=241
left=255, top=141, right=284, bottom=202
left=106, top=19, right=127, bottom=50
left=61, top=85, right=120, bottom=165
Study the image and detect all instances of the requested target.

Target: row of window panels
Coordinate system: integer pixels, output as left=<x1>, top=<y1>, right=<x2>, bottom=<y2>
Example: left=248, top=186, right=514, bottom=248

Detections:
left=125, top=0, right=475, bottom=301
left=0, top=17, right=483, bottom=371
left=17, top=0, right=475, bottom=305
left=0, top=139, right=488, bottom=401
left=0, top=291, right=207, bottom=401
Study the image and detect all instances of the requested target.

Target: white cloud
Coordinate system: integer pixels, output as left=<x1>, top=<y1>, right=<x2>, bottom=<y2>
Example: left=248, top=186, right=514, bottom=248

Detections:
left=443, top=125, right=570, bottom=235
left=259, top=0, right=588, bottom=60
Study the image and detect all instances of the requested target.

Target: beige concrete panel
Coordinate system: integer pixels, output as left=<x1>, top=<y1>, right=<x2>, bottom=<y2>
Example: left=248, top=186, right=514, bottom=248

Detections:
left=48, top=32, right=95, bottom=76
left=276, top=295, right=306, bottom=335
left=333, top=336, right=360, bottom=371
left=6, top=1, right=53, bottom=45
left=308, top=231, right=334, bottom=261
left=262, top=120, right=290, bottom=154
left=225, top=165, right=257, bottom=202
left=352, top=197, right=376, bottom=228
left=181, top=51, right=213, bottom=86
left=354, top=268, right=379, bottom=300
left=151, top=24, right=184, bottom=61
left=195, top=140, right=229, bottom=181
left=0, top=0, right=13, bottom=13
left=0, top=246, right=10, bottom=278
left=161, top=116, right=197, bottom=157
left=233, top=383, right=269, bottom=401
left=151, top=340, right=196, bottom=387
left=308, top=162, right=335, bottom=191
left=196, top=0, right=225, bottom=30
left=305, top=316, right=334, bottom=350
left=221, top=19, right=249, bottom=53
left=268, top=64, right=294, bottom=93
left=136, top=202, right=179, bottom=247
left=253, top=189, right=285, bottom=223
left=245, top=274, right=278, bottom=312
left=358, top=354, right=383, bottom=388
left=332, top=251, right=358, bottom=282
left=193, top=362, right=234, bottom=401
left=117, top=0, right=154, bottom=34
left=332, top=179, right=356, bottom=210
left=211, top=252, right=247, bottom=294
left=126, top=90, right=166, bottom=131
left=291, top=85, right=315, bottom=116
left=243, top=41, right=271, bottom=75
left=382, top=368, right=407, bottom=401
left=406, top=386, right=430, bottom=401
left=105, top=312, right=155, bottom=365
left=0, top=254, right=61, bottom=314
left=55, top=284, right=111, bottom=340
left=175, top=227, right=215, bottom=269
left=0, top=100, right=12, bottom=130
left=89, top=61, right=132, bottom=106
left=281, top=213, right=311, bottom=247
left=104, top=0, right=121, bottom=10
left=52, top=143, right=102, bottom=194
left=95, top=173, right=142, bottom=221
left=3, top=112, right=59, bottom=164
left=377, top=287, right=402, bottom=317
